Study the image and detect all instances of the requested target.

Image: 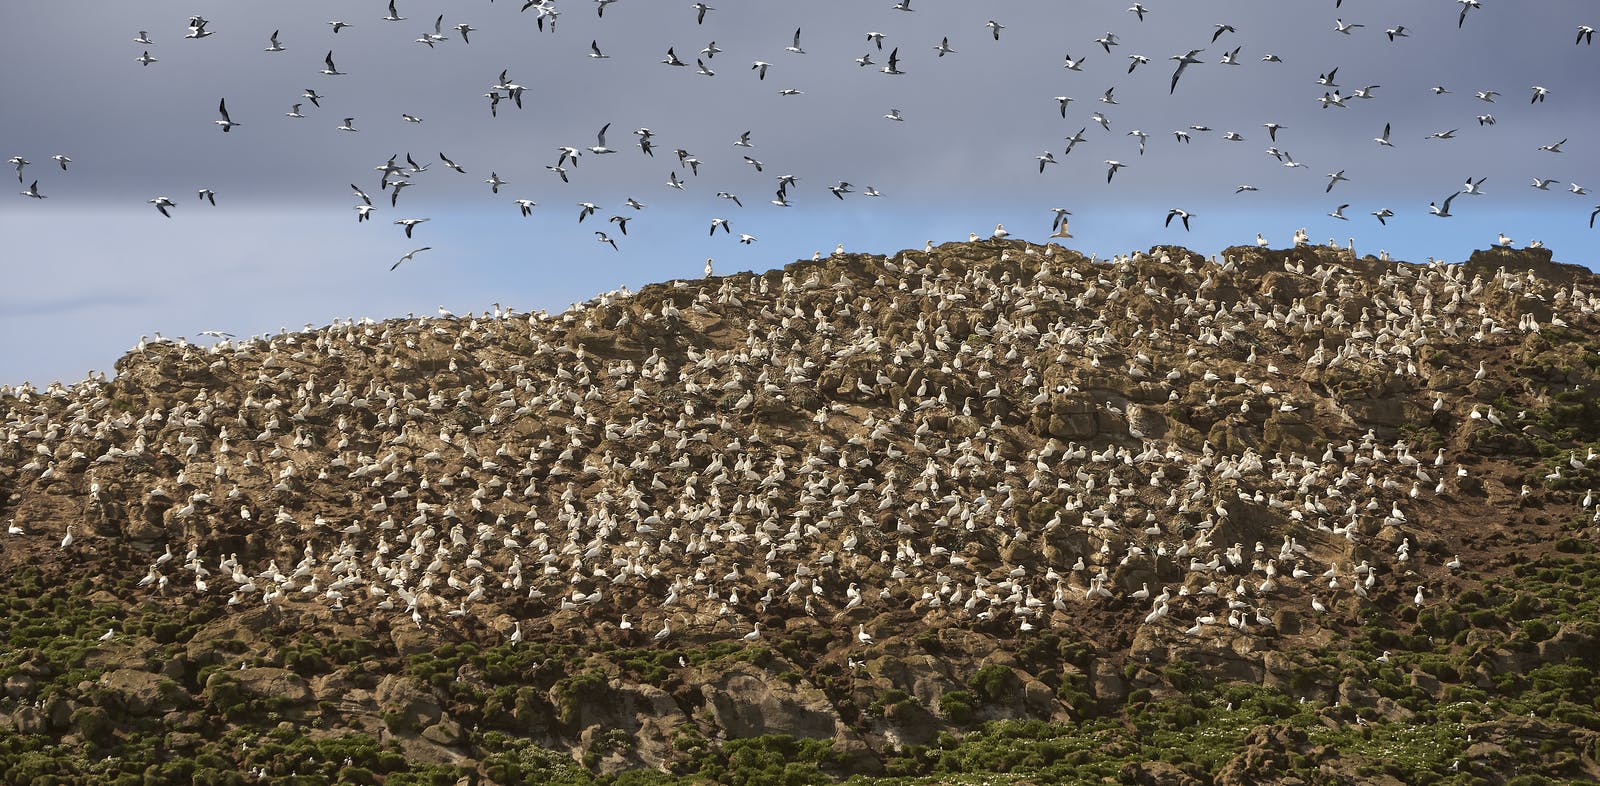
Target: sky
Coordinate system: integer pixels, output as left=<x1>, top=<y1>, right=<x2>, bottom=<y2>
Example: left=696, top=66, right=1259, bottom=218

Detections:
left=1, top=0, right=1596, bottom=386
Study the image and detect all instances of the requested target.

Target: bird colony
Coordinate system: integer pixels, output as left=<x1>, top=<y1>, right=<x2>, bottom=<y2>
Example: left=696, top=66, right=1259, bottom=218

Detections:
left=6, top=1, right=1598, bottom=267
left=4, top=240, right=1600, bottom=656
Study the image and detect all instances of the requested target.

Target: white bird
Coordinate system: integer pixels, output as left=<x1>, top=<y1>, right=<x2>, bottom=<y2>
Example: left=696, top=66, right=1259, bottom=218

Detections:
left=264, top=30, right=285, bottom=52
left=856, top=624, right=873, bottom=645
left=1169, top=49, right=1203, bottom=93
left=1429, top=192, right=1461, bottom=217
left=320, top=51, right=345, bottom=76
left=394, top=218, right=429, bottom=238
left=390, top=247, right=432, bottom=271
left=589, top=123, right=616, bottom=155
left=214, top=98, right=240, bottom=132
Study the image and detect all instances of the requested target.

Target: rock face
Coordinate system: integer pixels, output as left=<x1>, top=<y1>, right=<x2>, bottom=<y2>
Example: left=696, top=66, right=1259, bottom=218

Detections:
left=2, top=240, right=1600, bottom=783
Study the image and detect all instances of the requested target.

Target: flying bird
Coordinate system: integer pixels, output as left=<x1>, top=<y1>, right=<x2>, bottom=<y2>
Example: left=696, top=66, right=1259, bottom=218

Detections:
left=197, top=188, right=216, bottom=205
left=1105, top=160, right=1126, bottom=183
left=321, top=51, right=345, bottom=76
left=594, top=231, right=619, bottom=250
left=1328, top=204, right=1350, bottom=220
left=264, top=30, right=285, bottom=52
left=390, top=247, right=432, bottom=271
left=1429, top=191, right=1461, bottom=217
left=1372, top=208, right=1395, bottom=224
left=881, top=48, right=903, bottom=75
left=214, top=98, right=239, bottom=132
left=1169, top=49, right=1203, bottom=94
left=149, top=196, right=177, bottom=217
left=590, top=124, right=615, bottom=154
left=1165, top=208, right=1194, bottom=230
left=394, top=218, right=429, bottom=238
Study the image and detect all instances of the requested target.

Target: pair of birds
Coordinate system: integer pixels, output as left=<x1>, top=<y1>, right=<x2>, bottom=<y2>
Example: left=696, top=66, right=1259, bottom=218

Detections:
left=147, top=189, right=217, bottom=217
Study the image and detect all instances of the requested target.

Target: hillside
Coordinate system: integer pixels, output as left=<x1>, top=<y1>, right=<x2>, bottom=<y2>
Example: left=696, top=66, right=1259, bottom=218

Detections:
left=3, top=239, right=1600, bottom=786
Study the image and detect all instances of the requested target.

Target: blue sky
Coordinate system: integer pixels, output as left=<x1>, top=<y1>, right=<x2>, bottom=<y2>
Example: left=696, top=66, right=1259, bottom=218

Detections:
left=2, top=0, right=1596, bottom=385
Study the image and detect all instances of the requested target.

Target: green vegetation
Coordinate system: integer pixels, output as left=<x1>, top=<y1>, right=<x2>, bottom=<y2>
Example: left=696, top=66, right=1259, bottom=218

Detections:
left=7, top=549, right=1600, bottom=784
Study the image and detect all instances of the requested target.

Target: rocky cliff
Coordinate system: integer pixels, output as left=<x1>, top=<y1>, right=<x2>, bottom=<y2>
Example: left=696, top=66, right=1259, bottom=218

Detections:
left=3, top=239, right=1600, bottom=785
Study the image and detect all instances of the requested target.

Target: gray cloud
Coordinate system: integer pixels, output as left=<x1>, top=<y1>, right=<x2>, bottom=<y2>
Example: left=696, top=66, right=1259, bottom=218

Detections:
left=1, top=0, right=1596, bottom=385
